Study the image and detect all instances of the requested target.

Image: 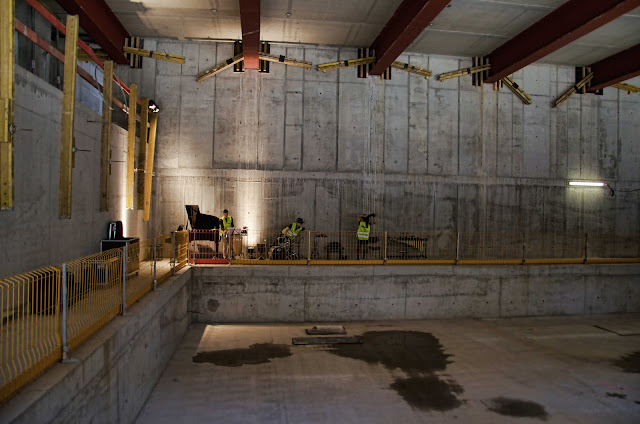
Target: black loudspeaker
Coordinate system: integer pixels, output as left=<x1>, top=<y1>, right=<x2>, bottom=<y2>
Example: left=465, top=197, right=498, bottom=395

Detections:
left=108, top=221, right=124, bottom=240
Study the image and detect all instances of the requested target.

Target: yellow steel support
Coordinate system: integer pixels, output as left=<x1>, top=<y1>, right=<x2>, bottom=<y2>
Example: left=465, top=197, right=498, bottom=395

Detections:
left=502, top=76, right=532, bottom=105
left=126, top=84, right=137, bottom=209
left=99, top=61, right=113, bottom=211
left=58, top=15, right=78, bottom=218
left=123, top=46, right=185, bottom=64
left=553, top=72, right=593, bottom=107
left=137, top=97, right=149, bottom=210
left=391, top=61, right=432, bottom=79
left=0, top=0, right=15, bottom=210
left=197, top=54, right=244, bottom=82
left=612, top=82, right=640, bottom=94
left=143, top=112, right=158, bottom=221
left=438, top=64, right=490, bottom=81
left=258, top=52, right=312, bottom=70
left=317, top=56, right=375, bottom=72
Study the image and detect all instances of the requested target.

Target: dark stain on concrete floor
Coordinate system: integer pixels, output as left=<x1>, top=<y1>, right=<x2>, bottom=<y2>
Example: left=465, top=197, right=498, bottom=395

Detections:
left=325, top=331, right=463, bottom=411
left=613, top=351, right=640, bottom=373
left=391, top=376, right=463, bottom=411
left=606, top=392, right=627, bottom=399
left=193, top=343, right=292, bottom=367
left=487, top=397, right=548, bottom=420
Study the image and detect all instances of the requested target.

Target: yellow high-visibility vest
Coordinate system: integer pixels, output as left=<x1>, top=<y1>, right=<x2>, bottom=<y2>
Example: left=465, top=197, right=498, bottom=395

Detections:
left=220, top=216, right=233, bottom=235
left=285, top=223, right=302, bottom=239
left=357, top=221, right=370, bottom=240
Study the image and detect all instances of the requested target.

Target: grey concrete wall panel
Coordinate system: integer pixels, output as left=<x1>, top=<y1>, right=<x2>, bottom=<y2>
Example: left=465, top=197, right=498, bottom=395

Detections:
left=178, top=77, right=214, bottom=169
left=303, top=81, right=338, bottom=171
left=384, top=83, right=409, bottom=174
left=191, top=265, right=640, bottom=322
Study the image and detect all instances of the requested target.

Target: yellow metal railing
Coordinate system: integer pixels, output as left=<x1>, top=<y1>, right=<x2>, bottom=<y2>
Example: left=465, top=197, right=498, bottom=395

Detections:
left=0, top=231, right=188, bottom=403
left=0, top=266, right=61, bottom=403
left=206, top=231, right=640, bottom=266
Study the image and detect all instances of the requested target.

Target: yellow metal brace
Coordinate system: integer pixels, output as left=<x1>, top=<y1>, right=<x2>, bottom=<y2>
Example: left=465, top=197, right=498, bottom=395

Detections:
left=502, top=76, right=532, bottom=105
left=391, top=61, right=432, bottom=79
left=126, top=84, right=137, bottom=209
left=123, top=46, right=185, bottom=64
left=258, top=52, right=312, bottom=70
left=143, top=112, right=158, bottom=222
left=438, top=64, right=490, bottom=81
left=553, top=72, right=593, bottom=107
left=0, top=0, right=15, bottom=210
left=197, top=54, right=244, bottom=82
left=100, top=61, right=113, bottom=211
left=137, top=97, right=149, bottom=210
left=59, top=15, right=79, bottom=218
left=612, top=82, right=640, bottom=94
left=317, top=56, right=375, bottom=72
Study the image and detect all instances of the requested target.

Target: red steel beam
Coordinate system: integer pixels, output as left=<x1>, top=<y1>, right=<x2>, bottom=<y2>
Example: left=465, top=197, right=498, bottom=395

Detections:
left=24, top=0, right=137, bottom=103
left=239, top=0, right=261, bottom=69
left=588, top=44, right=640, bottom=91
left=485, top=0, right=640, bottom=84
left=369, top=0, right=451, bottom=76
left=15, top=19, right=144, bottom=122
left=54, top=0, right=130, bottom=65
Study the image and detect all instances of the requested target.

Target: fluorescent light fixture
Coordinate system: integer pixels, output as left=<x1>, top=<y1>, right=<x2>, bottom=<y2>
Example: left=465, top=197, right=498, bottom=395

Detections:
left=568, top=181, right=607, bottom=187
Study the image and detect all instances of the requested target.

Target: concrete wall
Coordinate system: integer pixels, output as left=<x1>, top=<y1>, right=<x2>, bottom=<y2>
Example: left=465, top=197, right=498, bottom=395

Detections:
left=0, top=67, right=153, bottom=278
left=191, top=265, right=640, bottom=322
left=142, top=40, right=640, bottom=235
left=0, top=268, right=191, bottom=424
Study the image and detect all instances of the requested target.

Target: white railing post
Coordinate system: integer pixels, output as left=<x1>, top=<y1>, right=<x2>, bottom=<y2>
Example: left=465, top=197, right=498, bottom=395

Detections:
left=172, top=232, right=176, bottom=274
left=455, top=232, right=460, bottom=265
left=61, top=262, right=70, bottom=360
left=153, top=236, right=157, bottom=290
left=522, top=232, right=526, bottom=265
left=307, top=231, right=311, bottom=265
left=122, top=246, right=127, bottom=314
left=584, top=233, right=588, bottom=264
left=383, top=231, right=388, bottom=264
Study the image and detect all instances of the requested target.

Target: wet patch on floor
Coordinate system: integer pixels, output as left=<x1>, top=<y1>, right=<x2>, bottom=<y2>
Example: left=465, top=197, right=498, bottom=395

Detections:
left=324, top=331, right=463, bottom=411
left=193, top=343, right=292, bottom=367
left=606, top=392, right=627, bottom=399
left=613, top=351, right=640, bottom=373
left=487, top=397, right=548, bottom=420
left=391, top=376, right=463, bottom=411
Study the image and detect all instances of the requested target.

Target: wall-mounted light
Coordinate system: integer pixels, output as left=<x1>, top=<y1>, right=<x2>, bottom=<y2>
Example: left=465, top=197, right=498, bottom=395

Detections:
left=568, top=181, right=615, bottom=196
left=567, top=181, right=607, bottom=187
left=148, top=100, right=160, bottom=113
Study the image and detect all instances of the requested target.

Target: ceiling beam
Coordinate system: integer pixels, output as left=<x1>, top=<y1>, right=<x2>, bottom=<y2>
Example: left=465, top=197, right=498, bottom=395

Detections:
left=369, top=0, right=451, bottom=76
left=239, top=0, right=260, bottom=69
left=588, top=44, right=640, bottom=91
left=55, top=0, right=130, bottom=64
left=485, top=0, right=640, bottom=84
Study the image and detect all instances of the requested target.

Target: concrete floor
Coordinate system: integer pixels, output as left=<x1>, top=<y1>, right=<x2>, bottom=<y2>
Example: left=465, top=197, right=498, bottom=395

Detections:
left=137, top=315, right=640, bottom=423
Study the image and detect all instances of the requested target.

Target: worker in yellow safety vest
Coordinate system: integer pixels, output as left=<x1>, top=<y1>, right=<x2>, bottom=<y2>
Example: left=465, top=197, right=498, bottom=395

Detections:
left=356, top=213, right=375, bottom=259
left=219, top=209, right=234, bottom=259
left=282, top=218, right=304, bottom=240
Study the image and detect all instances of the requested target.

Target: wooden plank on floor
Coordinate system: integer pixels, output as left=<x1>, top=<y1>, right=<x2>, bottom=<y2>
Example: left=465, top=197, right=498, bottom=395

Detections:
left=305, top=325, right=346, bottom=335
left=292, top=336, right=362, bottom=345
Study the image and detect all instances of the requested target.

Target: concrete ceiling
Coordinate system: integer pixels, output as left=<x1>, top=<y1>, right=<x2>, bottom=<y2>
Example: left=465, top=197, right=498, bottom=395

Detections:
left=104, top=0, right=640, bottom=66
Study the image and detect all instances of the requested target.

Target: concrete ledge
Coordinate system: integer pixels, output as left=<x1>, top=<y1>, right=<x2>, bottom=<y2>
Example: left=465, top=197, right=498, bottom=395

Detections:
left=1, top=268, right=192, bottom=424
left=191, top=265, right=640, bottom=322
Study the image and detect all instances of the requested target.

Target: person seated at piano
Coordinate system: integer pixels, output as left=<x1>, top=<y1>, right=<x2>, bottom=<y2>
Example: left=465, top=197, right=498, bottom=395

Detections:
left=219, top=209, right=234, bottom=259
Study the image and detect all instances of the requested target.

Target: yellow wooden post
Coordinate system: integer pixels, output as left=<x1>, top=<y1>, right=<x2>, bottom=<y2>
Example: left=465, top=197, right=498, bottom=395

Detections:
left=1, top=0, right=15, bottom=210
left=143, top=112, right=158, bottom=221
left=126, top=84, right=137, bottom=209
left=100, top=61, right=114, bottom=211
left=59, top=15, right=79, bottom=218
left=137, top=97, right=149, bottom=210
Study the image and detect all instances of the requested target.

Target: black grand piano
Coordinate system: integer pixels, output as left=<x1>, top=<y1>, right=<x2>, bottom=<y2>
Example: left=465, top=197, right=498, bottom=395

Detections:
left=186, top=205, right=221, bottom=258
